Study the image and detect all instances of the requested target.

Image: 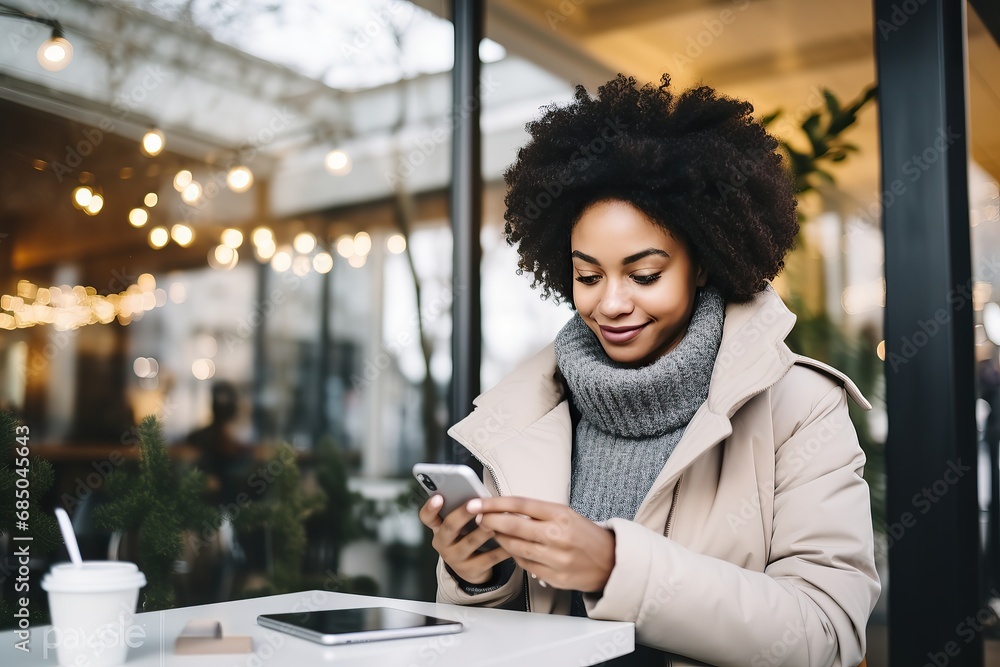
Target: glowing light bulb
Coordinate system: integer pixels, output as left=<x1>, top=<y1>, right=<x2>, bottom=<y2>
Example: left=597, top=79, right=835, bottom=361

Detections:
left=313, top=252, right=334, bottom=274
left=324, top=150, right=352, bottom=175
left=336, top=235, right=354, bottom=258
left=353, top=232, right=372, bottom=256
left=271, top=249, right=292, bottom=272
left=221, top=228, right=244, bottom=249
left=171, top=224, right=194, bottom=247
left=85, top=194, right=104, bottom=215
left=173, top=170, right=192, bottom=192
left=387, top=234, right=406, bottom=254
left=252, top=227, right=274, bottom=247
left=293, top=232, right=316, bottom=254
left=149, top=226, right=169, bottom=249
left=72, top=185, right=93, bottom=208
left=181, top=182, right=202, bottom=204
left=141, top=129, right=164, bottom=157
left=226, top=166, right=253, bottom=192
left=128, top=208, right=149, bottom=227
left=38, top=35, right=73, bottom=72
left=144, top=192, right=158, bottom=207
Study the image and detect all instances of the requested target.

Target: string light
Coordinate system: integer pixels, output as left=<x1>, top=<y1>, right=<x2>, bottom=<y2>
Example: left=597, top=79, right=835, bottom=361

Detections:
left=271, top=248, right=292, bottom=272
left=181, top=182, right=202, bottom=204
left=173, top=170, right=192, bottom=192
left=313, top=252, right=334, bottom=274
left=293, top=231, right=316, bottom=254
left=324, top=149, right=352, bottom=175
left=387, top=234, right=406, bottom=254
left=221, top=228, right=244, bottom=248
left=84, top=194, right=104, bottom=216
left=0, top=278, right=170, bottom=331
left=37, top=32, right=73, bottom=71
left=149, top=226, right=169, bottom=249
left=141, top=129, right=165, bottom=157
left=336, top=235, right=354, bottom=258
left=144, top=192, right=158, bottom=207
left=171, top=224, right=194, bottom=247
left=128, top=208, right=149, bottom=228
left=72, top=185, right=93, bottom=209
left=226, top=166, right=253, bottom=192
left=353, top=232, right=372, bottom=256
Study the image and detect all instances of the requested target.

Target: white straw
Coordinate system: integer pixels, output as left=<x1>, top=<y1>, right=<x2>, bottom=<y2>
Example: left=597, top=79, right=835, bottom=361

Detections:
left=54, top=507, right=83, bottom=567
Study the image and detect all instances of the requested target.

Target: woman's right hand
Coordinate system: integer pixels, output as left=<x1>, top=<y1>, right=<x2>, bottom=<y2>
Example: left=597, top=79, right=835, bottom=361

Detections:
left=418, top=494, right=512, bottom=585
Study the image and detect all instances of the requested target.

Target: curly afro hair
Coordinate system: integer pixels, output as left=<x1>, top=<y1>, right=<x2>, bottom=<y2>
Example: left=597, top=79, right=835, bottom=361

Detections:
left=503, top=74, right=798, bottom=305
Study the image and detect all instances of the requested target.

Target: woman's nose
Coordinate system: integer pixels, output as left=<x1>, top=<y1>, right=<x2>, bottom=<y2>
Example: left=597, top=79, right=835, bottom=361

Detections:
left=598, top=280, right=634, bottom=318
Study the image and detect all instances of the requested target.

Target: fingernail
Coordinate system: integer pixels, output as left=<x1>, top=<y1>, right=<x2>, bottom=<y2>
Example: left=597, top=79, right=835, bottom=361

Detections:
left=475, top=514, right=483, bottom=525
left=430, top=495, right=443, bottom=508
left=466, top=499, right=482, bottom=513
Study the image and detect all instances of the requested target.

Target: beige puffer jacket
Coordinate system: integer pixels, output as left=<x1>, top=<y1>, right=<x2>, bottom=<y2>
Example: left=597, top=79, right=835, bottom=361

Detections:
left=437, top=285, right=880, bottom=667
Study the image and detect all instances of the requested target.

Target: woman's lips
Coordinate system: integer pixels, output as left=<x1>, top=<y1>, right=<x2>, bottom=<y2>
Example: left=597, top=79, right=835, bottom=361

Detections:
left=599, top=324, right=647, bottom=343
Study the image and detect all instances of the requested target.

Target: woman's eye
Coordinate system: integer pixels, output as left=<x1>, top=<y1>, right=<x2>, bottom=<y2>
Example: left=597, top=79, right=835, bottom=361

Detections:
left=632, top=273, right=661, bottom=285
left=575, top=275, right=600, bottom=285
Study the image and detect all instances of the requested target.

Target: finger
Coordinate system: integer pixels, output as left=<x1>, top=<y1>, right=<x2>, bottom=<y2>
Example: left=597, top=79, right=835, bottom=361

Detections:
left=478, top=512, right=549, bottom=544
left=417, top=495, right=445, bottom=529
left=466, top=547, right=514, bottom=574
left=436, top=505, right=479, bottom=545
left=491, top=532, right=552, bottom=565
left=452, top=526, right=503, bottom=561
left=467, top=495, right=564, bottom=520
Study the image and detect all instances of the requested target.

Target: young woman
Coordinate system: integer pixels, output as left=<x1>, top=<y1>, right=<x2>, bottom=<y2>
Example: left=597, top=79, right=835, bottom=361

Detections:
left=418, top=74, right=880, bottom=667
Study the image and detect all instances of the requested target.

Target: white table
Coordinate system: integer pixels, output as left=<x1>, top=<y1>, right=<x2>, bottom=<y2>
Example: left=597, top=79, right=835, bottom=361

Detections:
left=6, top=590, right=634, bottom=666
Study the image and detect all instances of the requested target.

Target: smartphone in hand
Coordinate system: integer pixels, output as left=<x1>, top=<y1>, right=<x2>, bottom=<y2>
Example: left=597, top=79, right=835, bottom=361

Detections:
left=413, top=463, right=499, bottom=552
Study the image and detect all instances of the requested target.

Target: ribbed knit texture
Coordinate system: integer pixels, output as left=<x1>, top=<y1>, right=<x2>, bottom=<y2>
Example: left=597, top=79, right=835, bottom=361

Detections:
left=555, top=287, right=725, bottom=525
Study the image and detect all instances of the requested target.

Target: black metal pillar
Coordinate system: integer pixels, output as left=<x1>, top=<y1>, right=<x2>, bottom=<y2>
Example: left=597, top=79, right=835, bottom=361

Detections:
left=874, top=1, right=980, bottom=665
left=448, top=0, right=483, bottom=465
left=315, top=262, right=332, bottom=444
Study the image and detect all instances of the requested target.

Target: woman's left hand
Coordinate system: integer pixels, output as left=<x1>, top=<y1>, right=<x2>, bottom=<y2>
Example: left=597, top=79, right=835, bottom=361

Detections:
left=467, top=497, right=615, bottom=593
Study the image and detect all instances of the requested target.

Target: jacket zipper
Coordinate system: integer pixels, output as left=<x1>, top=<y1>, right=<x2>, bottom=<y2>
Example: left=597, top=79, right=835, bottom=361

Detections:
left=663, top=475, right=683, bottom=538
left=467, top=450, right=505, bottom=497
left=467, top=448, right=531, bottom=610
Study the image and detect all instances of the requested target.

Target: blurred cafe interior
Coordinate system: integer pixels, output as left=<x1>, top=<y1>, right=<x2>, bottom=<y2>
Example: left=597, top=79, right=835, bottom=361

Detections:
left=1, top=1, right=1000, bottom=665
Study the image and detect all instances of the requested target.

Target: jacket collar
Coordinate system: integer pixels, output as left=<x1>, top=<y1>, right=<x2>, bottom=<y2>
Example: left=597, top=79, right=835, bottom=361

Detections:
left=449, top=286, right=813, bottom=506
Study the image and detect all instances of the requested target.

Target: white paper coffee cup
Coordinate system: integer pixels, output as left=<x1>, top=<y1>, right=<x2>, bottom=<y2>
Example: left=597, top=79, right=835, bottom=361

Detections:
left=41, top=561, right=147, bottom=667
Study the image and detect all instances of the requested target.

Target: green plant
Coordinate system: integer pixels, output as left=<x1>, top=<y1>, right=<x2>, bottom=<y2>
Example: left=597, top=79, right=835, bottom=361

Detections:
left=234, top=444, right=325, bottom=594
left=95, top=415, right=220, bottom=611
left=762, top=85, right=877, bottom=218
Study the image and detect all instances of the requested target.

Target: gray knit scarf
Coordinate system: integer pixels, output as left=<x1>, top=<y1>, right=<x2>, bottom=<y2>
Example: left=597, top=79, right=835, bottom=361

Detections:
left=554, top=287, right=725, bottom=524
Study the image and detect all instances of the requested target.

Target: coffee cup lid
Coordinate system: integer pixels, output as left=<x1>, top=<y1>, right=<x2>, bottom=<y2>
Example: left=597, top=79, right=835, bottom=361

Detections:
left=42, top=561, right=147, bottom=593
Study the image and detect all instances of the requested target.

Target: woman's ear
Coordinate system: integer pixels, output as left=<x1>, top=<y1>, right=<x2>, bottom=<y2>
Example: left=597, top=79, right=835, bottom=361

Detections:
left=695, top=265, right=708, bottom=287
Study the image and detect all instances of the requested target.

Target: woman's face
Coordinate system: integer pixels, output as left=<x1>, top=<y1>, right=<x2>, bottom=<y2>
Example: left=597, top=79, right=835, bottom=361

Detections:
left=570, top=199, right=706, bottom=367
